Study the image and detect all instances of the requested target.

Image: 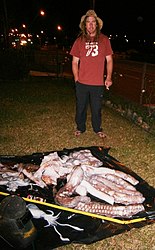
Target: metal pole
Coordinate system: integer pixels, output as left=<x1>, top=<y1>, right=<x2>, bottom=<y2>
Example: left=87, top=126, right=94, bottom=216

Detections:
left=93, top=0, right=95, bottom=9
left=2, top=0, right=9, bottom=48
left=90, top=0, right=95, bottom=9
left=140, top=63, right=147, bottom=105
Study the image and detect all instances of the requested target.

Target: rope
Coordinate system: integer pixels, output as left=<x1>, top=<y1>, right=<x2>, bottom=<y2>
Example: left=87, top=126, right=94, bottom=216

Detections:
left=0, top=191, right=146, bottom=225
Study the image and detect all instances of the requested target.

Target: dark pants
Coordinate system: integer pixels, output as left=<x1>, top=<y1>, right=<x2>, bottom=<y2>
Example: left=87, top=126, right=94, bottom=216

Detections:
left=75, top=82, right=104, bottom=133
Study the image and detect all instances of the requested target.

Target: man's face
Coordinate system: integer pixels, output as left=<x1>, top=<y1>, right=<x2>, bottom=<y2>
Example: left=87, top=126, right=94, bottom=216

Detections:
left=85, top=16, right=97, bottom=36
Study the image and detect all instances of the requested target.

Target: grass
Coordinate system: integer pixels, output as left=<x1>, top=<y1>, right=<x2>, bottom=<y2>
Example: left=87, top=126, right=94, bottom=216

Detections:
left=0, top=77, right=155, bottom=250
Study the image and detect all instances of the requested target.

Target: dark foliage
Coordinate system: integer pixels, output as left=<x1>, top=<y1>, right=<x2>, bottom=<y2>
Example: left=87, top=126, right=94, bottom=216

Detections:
left=0, top=49, right=30, bottom=80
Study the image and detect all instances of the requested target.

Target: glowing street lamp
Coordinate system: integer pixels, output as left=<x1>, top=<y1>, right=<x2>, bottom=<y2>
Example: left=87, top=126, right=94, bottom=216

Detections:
left=57, top=25, right=62, bottom=31
left=30, top=9, right=46, bottom=29
left=40, top=10, right=45, bottom=16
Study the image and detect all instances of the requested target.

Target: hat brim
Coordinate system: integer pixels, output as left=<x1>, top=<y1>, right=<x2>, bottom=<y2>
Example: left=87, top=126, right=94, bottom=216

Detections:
left=79, top=15, right=103, bottom=30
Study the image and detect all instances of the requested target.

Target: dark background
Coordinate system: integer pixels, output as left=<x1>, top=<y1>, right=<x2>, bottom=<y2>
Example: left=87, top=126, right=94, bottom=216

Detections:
left=1, top=0, right=155, bottom=40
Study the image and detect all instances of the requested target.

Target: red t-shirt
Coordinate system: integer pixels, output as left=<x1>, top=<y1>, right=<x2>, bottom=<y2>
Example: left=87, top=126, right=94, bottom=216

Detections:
left=70, top=33, right=113, bottom=85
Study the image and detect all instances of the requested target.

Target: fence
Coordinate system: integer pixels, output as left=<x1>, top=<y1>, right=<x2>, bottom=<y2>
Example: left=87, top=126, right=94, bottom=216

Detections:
left=33, top=46, right=71, bottom=77
left=112, top=59, right=155, bottom=105
left=32, top=49, right=155, bottom=105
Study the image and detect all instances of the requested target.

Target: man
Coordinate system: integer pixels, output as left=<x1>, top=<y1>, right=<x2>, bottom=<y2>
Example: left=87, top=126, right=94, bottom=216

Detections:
left=70, top=10, right=113, bottom=138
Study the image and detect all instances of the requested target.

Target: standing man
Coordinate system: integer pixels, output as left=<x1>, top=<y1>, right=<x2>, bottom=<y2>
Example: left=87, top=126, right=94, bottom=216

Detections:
left=70, top=10, right=113, bottom=138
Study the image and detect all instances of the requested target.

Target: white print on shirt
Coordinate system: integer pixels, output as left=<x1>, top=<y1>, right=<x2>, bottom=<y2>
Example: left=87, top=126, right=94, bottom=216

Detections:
left=85, top=42, right=98, bottom=57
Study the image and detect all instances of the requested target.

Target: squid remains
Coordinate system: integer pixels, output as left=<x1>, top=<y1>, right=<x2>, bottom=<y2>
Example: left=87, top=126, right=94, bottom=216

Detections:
left=55, top=164, right=145, bottom=218
left=0, top=149, right=145, bottom=218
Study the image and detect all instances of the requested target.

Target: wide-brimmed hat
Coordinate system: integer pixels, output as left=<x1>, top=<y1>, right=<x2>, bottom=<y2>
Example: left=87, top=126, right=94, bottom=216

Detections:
left=79, top=10, right=103, bottom=30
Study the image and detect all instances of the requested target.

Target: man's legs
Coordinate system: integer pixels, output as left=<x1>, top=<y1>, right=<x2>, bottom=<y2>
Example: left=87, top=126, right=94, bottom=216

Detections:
left=75, top=82, right=89, bottom=133
left=89, top=85, right=104, bottom=133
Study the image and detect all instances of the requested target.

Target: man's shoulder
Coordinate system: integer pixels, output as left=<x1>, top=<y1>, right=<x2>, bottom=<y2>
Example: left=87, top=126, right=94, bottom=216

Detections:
left=72, top=36, right=85, bottom=47
left=75, top=36, right=83, bottom=42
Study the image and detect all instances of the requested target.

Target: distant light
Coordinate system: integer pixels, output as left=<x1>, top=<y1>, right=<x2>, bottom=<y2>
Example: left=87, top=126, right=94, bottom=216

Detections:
left=20, top=39, right=27, bottom=46
left=40, top=10, right=45, bottom=16
left=21, top=33, right=26, bottom=38
left=12, top=42, right=16, bottom=48
left=57, top=25, right=62, bottom=31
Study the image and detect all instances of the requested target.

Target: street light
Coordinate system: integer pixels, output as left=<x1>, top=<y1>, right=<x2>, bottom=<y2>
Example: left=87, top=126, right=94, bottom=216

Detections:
left=40, top=10, right=45, bottom=16
left=56, top=24, right=62, bottom=44
left=28, top=9, right=46, bottom=47
left=57, top=25, right=62, bottom=31
left=30, top=9, right=46, bottom=30
left=55, top=25, right=62, bottom=77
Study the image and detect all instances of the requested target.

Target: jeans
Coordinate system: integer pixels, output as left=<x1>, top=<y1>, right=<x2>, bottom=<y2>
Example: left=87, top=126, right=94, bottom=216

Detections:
left=75, top=82, right=104, bottom=133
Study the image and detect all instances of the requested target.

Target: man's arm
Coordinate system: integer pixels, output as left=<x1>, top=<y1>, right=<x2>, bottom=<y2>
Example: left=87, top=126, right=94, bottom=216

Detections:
left=105, top=55, right=113, bottom=89
left=72, top=56, right=80, bottom=82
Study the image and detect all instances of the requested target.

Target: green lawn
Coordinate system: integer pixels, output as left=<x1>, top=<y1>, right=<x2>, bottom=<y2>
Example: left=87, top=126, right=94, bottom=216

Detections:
left=0, top=77, right=155, bottom=250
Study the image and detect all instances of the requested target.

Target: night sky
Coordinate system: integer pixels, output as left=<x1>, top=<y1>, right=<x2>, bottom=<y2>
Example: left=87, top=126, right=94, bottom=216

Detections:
left=1, top=0, right=155, bottom=40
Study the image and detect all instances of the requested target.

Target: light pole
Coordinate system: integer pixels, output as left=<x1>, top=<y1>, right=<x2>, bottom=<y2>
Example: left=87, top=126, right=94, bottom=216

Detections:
left=33, top=9, right=45, bottom=22
left=30, top=9, right=45, bottom=33
left=28, top=9, right=46, bottom=47
left=2, top=0, right=9, bottom=48
left=90, top=0, right=95, bottom=9
left=56, top=25, right=62, bottom=77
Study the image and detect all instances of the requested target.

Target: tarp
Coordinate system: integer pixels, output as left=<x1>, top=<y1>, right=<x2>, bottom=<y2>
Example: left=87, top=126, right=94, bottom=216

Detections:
left=0, top=146, right=155, bottom=250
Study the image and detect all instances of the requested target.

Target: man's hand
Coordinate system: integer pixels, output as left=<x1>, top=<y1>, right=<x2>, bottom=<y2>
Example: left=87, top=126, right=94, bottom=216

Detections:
left=105, top=78, right=112, bottom=90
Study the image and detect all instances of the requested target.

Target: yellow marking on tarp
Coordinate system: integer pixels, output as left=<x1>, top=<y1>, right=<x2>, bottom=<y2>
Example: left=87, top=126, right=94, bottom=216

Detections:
left=0, top=191, right=147, bottom=225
